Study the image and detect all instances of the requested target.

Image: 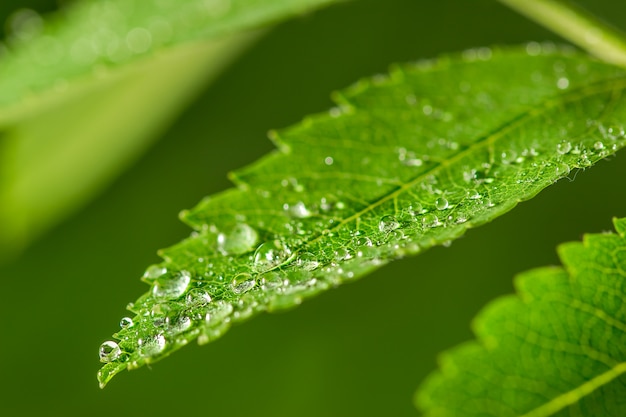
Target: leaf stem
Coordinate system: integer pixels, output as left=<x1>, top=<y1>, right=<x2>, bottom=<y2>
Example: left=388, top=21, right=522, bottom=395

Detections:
left=499, top=0, right=626, bottom=68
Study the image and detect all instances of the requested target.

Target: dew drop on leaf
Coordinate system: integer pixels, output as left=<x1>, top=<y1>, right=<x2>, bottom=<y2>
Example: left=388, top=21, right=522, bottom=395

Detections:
left=144, top=265, right=167, bottom=280
left=138, top=334, right=166, bottom=357
left=230, top=273, right=256, bottom=294
left=152, top=270, right=191, bottom=299
left=378, top=215, right=400, bottom=233
left=555, top=162, right=570, bottom=176
left=260, top=272, right=285, bottom=290
left=166, top=315, right=192, bottom=336
left=285, top=201, right=313, bottom=219
left=435, top=197, right=449, bottom=210
left=217, top=223, right=259, bottom=255
left=556, top=141, right=572, bottom=154
left=253, top=240, right=292, bottom=272
left=422, top=213, right=440, bottom=228
left=185, top=289, right=212, bottom=307
left=119, top=317, right=134, bottom=329
left=99, top=341, right=121, bottom=363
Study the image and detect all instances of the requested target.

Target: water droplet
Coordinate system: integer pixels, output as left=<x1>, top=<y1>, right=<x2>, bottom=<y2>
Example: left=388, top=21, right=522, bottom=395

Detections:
left=296, top=253, right=320, bottom=271
left=144, top=265, right=167, bottom=280
left=354, top=236, right=373, bottom=247
left=557, top=77, right=569, bottom=89
left=166, top=315, right=192, bottom=335
left=205, top=301, right=234, bottom=324
left=253, top=240, right=293, bottom=272
left=555, top=162, right=570, bottom=176
left=186, top=289, right=212, bottom=307
left=138, top=334, right=166, bottom=357
left=334, top=247, right=352, bottom=261
left=607, top=125, right=625, bottom=140
left=99, top=341, right=121, bottom=363
left=422, top=213, right=439, bottom=228
left=230, top=273, right=256, bottom=294
left=378, top=215, right=400, bottom=233
left=217, top=223, right=258, bottom=255
left=260, top=272, right=285, bottom=290
left=285, top=201, right=313, bottom=219
left=556, top=141, right=572, bottom=154
left=119, top=317, right=134, bottom=329
left=594, top=141, right=605, bottom=150
left=467, top=189, right=481, bottom=200
left=324, top=157, right=334, bottom=166
left=152, top=270, right=191, bottom=299
left=435, top=197, right=449, bottom=210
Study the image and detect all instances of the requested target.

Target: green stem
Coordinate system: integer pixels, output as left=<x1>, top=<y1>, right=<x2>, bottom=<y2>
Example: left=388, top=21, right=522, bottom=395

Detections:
left=499, top=0, right=626, bottom=68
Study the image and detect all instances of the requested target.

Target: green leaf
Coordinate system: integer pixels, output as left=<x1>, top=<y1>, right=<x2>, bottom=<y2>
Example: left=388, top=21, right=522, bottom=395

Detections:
left=416, top=217, right=626, bottom=417
left=0, top=0, right=338, bottom=257
left=0, top=0, right=337, bottom=120
left=98, top=46, right=626, bottom=387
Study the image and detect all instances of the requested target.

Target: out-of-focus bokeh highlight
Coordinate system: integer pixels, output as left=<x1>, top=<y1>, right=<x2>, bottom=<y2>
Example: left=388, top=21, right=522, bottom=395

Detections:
left=1, top=0, right=625, bottom=416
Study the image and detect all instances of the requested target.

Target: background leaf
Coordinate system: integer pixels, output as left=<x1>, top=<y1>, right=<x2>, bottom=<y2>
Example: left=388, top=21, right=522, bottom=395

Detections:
left=98, top=47, right=626, bottom=386
left=417, top=217, right=626, bottom=417
left=0, top=0, right=337, bottom=258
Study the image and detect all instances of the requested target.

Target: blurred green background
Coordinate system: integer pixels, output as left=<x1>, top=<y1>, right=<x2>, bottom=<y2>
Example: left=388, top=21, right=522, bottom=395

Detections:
left=1, top=0, right=626, bottom=416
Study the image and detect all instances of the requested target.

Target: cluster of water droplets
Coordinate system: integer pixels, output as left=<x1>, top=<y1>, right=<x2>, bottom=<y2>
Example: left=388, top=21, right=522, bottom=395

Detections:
left=99, top=46, right=626, bottom=384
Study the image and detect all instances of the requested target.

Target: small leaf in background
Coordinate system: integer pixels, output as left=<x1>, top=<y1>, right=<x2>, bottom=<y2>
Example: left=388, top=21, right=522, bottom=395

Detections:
left=0, top=0, right=338, bottom=258
left=417, top=216, right=626, bottom=417
left=98, top=46, right=626, bottom=387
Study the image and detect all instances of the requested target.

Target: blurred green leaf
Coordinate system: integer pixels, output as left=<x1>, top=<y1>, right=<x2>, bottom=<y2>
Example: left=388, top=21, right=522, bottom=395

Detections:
left=0, top=0, right=338, bottom=120
left=417, top=216, right=626, bottom=417
left=98, top=47, right=626, bottom=387
left=0, top=0, right=339, bottom=257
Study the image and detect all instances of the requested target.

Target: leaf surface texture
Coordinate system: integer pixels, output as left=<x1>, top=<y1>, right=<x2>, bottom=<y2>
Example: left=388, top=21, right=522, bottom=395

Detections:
left=98, top=47, right=626, bottom=387
left=417, top=217, right=626, bottom=417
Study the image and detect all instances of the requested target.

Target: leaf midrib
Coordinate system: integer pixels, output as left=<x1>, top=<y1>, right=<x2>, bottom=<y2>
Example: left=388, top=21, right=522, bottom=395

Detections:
left=283, top=75, right=626, bottom=259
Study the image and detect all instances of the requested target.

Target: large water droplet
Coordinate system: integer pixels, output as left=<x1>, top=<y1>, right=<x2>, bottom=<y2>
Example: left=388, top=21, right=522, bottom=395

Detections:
left=230, top=273, right=256, bottom=294
left=152, top=270, right=191, bottom=299
left=260, top=272, right=285, bottom=290
left=144, top=265, right=167, bottom=280
left=422, top=213, right=439, bottom=228
left=138, top=334, right=166, bottom=357
left=99, top=341, right=121, bottom=363
left=378, top=215, right=400, bottom=233
left=186, top=289, right=212, bottom=307
left=217, top=223, right=258, bottom=255
left=556, top=141, right=572, bottom=154
left=296, top=253, right=320, bottom=271
left=253, top=240, right=292, bottom=272
left=166, top=315, right=192, bottom=336
left=555, top=162, right=570, bottom=176
left=285, top=201, right=313, bottom=219
left=435, top=197, right=449, bottom=210
left=119, top=317, right=134, bottom=329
